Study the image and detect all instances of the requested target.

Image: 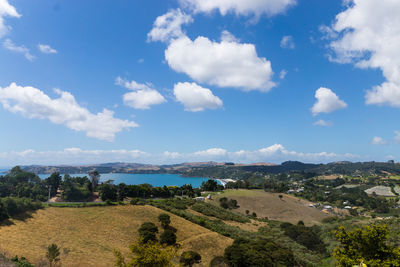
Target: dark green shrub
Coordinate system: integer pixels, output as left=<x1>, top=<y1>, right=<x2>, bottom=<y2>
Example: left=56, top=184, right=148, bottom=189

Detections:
left=158, top=213, right=171, bottom=229
left=160, top=229, right=177, bottom=245
left=180, top=251, right=201, bottom=266
left=138, top=222, right=158, bottom=243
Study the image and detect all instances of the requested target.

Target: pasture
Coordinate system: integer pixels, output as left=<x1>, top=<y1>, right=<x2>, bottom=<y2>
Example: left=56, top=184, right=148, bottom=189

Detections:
left=210, top=189, right=330, bottom=225
left=0, top=205, right=232, bottom=266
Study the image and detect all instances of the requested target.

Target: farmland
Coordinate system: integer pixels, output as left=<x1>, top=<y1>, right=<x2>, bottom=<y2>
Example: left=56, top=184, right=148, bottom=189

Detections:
left=0, top=205, right=232, bottom=267
left=209, top=189, right=330, bottom=225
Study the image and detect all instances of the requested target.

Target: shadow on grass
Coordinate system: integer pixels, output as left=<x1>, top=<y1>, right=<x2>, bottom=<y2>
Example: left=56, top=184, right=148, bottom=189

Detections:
left=0, top=210, right=40, bottom=227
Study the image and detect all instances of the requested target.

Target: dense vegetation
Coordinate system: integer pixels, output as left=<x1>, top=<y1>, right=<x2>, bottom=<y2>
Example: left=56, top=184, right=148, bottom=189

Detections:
left=224, top=238, right=296, bottom=266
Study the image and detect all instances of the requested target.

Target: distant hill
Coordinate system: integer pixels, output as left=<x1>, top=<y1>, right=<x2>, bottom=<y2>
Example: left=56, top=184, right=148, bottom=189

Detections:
left=14, top=160, right=400, bottom=177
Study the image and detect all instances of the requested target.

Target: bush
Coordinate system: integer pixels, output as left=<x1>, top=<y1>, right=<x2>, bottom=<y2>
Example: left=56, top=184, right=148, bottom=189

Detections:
left=210, top=256, right=229, bottom=267
left=0, top=197, right=42, bottom=220
left=130, top=198, right=139, bottom=205
left=219, top=197, right=239, bottom=209
left=180, top=251, right=201, bottom=266
left=224, top=238, right=295, bottom=267
left=280, top=222, right=326, bottom=253
left=138, top=222, right=158, bottom=244
left=160, top=229, right=177, bottom=246
left=11, top=256, right=34, bottom=267
left=349, top=208, right=358, bottom=216
left=158, top=213, right=171, bottom=229
left=192, top=202, right=249, bottom=223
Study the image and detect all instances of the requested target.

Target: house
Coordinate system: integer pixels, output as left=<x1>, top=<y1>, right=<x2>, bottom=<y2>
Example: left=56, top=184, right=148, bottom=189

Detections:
left=206, top=194, right=212, bottom=200
left=344, top=206, right=352, bottom=209
left=195, top=197, right=205, bottom=202
left=323, top=205, right=333, bottom=209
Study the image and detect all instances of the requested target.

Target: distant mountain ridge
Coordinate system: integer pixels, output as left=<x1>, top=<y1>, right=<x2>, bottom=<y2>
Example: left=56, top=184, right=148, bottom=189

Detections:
left=10, top=160, right=400, bottom=177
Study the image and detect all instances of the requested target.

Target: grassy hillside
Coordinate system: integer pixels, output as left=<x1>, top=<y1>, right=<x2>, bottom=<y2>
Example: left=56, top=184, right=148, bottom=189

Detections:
left=210, top=189, right=330, bottom=225
left=0, top=205, right=232, bottom=267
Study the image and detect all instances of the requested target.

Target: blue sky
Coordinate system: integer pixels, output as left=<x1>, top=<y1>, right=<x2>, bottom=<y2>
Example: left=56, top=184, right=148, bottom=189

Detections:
left=0, top=0, right=399, bottom=166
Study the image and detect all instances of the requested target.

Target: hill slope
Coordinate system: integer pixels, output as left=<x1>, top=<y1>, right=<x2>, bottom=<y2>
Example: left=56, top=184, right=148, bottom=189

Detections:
left=0, top=205, right=232, bottom=267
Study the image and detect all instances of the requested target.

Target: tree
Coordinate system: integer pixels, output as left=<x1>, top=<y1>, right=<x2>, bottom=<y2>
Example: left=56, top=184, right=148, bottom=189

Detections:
left=98, top=183, right=118, bottom=201
left=138, top=222, right=158, bottom=244
left=89, top=170, right=100, bottom=192
left=158, top=213, right=171, bottom=229
left=224, top=238, right=295, bottom=267
left=114, top=241, right=176, bottom=267
left=45, top=172, right=62, bottom=197
left=160, top=229, right=176, bottom=246
left=46, top=243, right=60, bottom=267
left=180, top=251, right=201, bottom=267
left=201, top=179, right=219, bottom=191
left=333, top=224, right=400, bottom=267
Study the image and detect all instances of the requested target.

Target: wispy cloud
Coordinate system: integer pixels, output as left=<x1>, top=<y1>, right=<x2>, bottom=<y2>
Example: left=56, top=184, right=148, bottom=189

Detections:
left=3, top=39, right=35, bottom=61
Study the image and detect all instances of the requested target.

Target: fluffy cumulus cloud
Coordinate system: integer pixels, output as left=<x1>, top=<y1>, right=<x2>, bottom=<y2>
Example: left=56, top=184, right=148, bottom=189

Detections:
left=116, top=77, right=166, bottom=110
left=313, top=119, right=333, bottom=127
left=371, top=136, right=386, bottom=145
left=3, top=39, right=34, bottom=61
left=311, top=87, right=347, bottom=115
left=0, top=0, right=20, bottom=38
left=173, top=82, right=223, bottom=112
left=0, top=83, right=137, bottom=141
left=165, top=34, right=275, bottom=92
left=326, top=0, right=400, bottom=107
left=280, top=35, right=295, bottom=49
left=179, top=0, right=296, bottom=18
left=0, top=144, right=360, bottom=166
left=147, top=8, right=193, bottom=43
left=38, top=44, right=57, bottom=54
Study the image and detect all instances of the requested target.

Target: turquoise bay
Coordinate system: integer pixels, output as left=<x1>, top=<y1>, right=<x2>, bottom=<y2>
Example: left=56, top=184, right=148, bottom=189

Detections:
left=37, top=173, right=214, bottom=188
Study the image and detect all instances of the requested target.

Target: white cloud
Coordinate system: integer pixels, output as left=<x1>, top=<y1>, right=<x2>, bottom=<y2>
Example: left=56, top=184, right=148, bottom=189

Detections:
left=116, top=77, right=153, bottom=91
left=394, top=131, right=400, bottom=144
left=311, top=87, right=347, bottom=116
left=0, top=0, right=21, bottom=38
left=147, top=9, right=193, bottom=43
left=279, top=69, right=287, bottom=79
left=3, top=39, right=34, bottom=61
left=123, top=90, right=166, bottom=110
left=38, top=44, right=57, bottom=54
left=326, top=0, right=400, bottom=107
left=116, top=77, right=166, bottom=110
left=173, top=82, right=223, bottom=112
left=313, top=119, right=333, bottom=127
left=280, top=35, right=295, bottom=49
left=0, top=148, right=149, bottom=166
left=0, top=144, right=360, bottom=166
left=179, top=0, right=296, bottom=18
left=165, top=35, right=275, bottom=92
left=0, top=83, right=137, bottom=141
left=371, top=136, right=386, bottom=145
left=220, top=30, right=239, bottom=42
left=194, top=148, right=227, bottom=157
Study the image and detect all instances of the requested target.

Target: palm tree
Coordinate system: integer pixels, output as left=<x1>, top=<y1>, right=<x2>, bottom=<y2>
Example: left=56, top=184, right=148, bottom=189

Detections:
left=46, top=243, right=60, bottom=267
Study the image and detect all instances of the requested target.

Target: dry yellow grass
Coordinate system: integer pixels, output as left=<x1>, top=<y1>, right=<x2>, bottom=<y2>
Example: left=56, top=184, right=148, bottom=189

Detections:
left=0, top=205, right=232, bottom=267
left=212, top=189, right=330, bottom=225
